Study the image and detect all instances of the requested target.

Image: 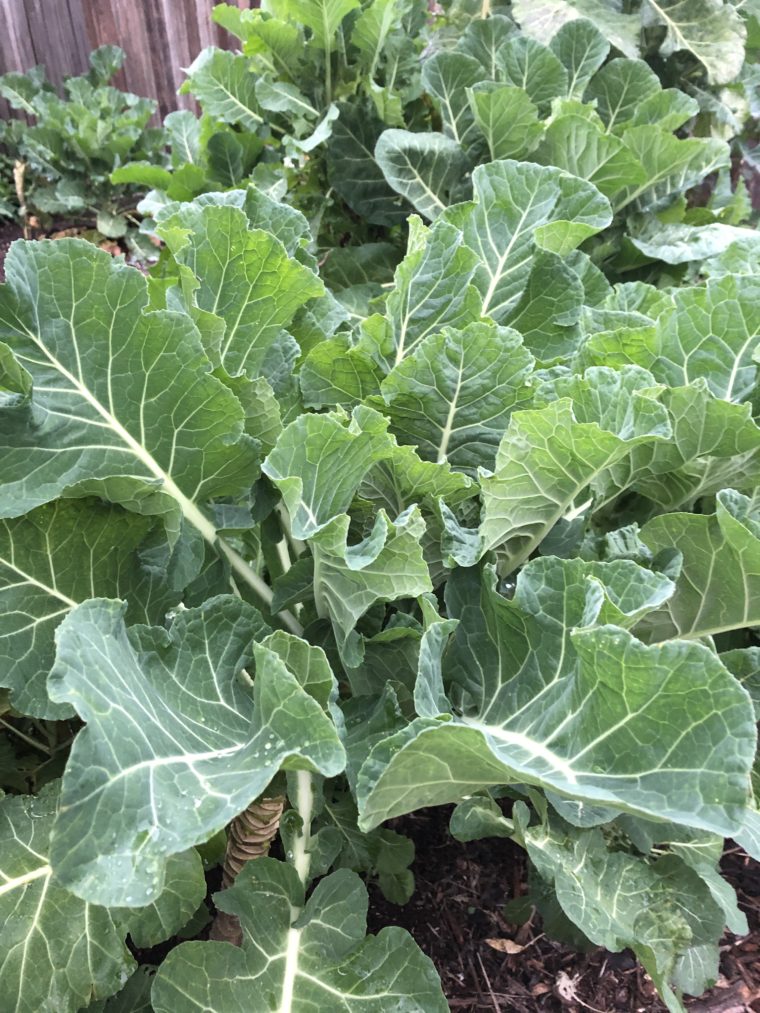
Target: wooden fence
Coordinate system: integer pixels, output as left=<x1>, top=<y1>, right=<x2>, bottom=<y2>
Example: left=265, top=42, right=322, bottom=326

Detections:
left=0, top=0, right=253, bottom=120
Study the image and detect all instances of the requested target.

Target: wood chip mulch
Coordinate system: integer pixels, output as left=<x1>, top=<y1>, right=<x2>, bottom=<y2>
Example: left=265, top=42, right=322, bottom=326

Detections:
left=367, top=806, right=760, bottom=1013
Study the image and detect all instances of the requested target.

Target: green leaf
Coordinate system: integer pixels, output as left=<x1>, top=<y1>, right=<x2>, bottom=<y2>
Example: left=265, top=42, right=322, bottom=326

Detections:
left=585, top=58, right=661, bottom=132
left=300, top=334, right=383, bottom=408
left=152, top=861, right=447, bottom=1011
left=638, top=489, right=760, bottom=642
left=327, top=104, right=411, bottom=226
left=442, top=160, right=611, bottom=321
left=535, top=114, right=647, bottom=200
left=457, top=15, right=517, bottom=76
left=0, top=498, right=177, bottom=719
left=374, top=130, right=469, bottom=220
left=421, top=52, right=486, bottom=151
left=467, top=83, right=544, bottom=161
left=165, top=109, right=203, bottom=166
left=518, top=806, right=727, bottom=1009
left=651, top=274, right=760, bottom=402
left=512, top=0, right=640, bottom=58
left=0, top=784, right=133, bottom=1013
left=643, top=0, right=746, bottom=84
left=110, top=162, right=173, bottom=189
left=357, top=558, right=756, bottom=835
left=262, top=405, right=393, bottom=540
left=0, top=240, right=259, bottom=549
left=629, top=220, right=760, bottom=264
left=477, top=367, right=671, bottom=570
left=549, top=18, right=610, bottom=97
left=119, top=849, right=206, bottom=948
left=182, top=48, right=262, bottom=129
left=155, top=200, right=323, bottom=377
left=47, top=600, right=345, bottom=905
left=284, top=0, right=361, bottom=48
left=311, top=507, right=432, bottom=665
left=617, top=381, right=760, bottom=509
left=498, top=36, right=569, bottom=106
left=616, top=127, right=729, bottom=212
left=371, top=321, right=534, bottom=474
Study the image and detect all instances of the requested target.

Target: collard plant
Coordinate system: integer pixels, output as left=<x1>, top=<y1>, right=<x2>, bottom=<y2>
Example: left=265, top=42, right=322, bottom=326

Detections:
left=126, top=0, right=758, bottom=262
left=0, top=46, right=165, bottom=246
left=1, top=150, right=759, bottom=1010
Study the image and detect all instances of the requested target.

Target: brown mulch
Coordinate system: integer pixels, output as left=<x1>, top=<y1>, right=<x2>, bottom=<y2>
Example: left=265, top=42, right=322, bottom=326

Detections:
left=367, top=806, right=760, bottom=1013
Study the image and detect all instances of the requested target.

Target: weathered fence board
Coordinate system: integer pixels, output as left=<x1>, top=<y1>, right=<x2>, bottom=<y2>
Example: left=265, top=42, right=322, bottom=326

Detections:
left=0, top=0, right=251, bottom=119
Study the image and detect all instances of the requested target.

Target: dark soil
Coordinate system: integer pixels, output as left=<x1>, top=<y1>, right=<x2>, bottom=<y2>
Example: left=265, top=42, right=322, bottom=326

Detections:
left=367, top=806, right=760, bottom=1013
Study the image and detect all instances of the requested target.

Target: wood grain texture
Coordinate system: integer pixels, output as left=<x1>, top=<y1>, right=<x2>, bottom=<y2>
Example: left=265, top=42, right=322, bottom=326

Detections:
left=1, top=0, right=252, bottom=120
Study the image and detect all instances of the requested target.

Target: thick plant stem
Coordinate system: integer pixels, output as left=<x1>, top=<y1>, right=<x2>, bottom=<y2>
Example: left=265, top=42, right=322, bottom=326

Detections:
left=210, top=795, right=285, bottom=945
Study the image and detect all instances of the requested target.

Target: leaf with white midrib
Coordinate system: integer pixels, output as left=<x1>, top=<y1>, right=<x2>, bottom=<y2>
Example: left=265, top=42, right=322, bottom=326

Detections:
left=357, top=558, right=756, bottom=836
left=0, top=498, right=177, bottom=719
left=151, top=859, right=448, bottom=1012
left=0, top=237, right=263, bottom=594
left=0, top=784, right=133, bottom=1013
left=47, top=601, right=345, bottom=906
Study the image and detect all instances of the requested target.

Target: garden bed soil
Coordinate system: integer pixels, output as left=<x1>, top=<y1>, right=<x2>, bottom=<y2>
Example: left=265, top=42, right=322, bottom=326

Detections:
left=367, top=806, right=760, bottom=1013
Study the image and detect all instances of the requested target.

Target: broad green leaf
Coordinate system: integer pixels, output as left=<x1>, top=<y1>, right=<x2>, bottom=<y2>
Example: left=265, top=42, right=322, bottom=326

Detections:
left=643, top=0, right=746, bottom=84
left=182, top=48, right=262, bottom=129
left=477, top=367, right=670, bottom=570
left=311, top=507, right=431, bottom=665
left=374, top=129, right=469, bottom=220
left=364, top=216, right=482, bottom=370
left=0, top=784, right=133, bottom=1013
left=0, top=240, right=259, bottom=548
left=639, top=489, right=760, bottom=642
left=110, top=162, right=173, bottom=189
left=442, top=160, right=611, bottom=321
left=614, top=381, right=760, bottom=509
left=255, top=76, right=318, bottom=117
left=351, top=0, right=401, bottom=75
left=357, top=558, right=755, bottom=835
left=502, top=250, right=587, bottom=363
left=119, top=848, right=207, bottom=948
left=457, top=15, right=517, bottom=77
left=629, top=87, right=698, bottom=131
left=165, top=109, right=203, bottom=166
left=262, top=405, right=392, bottom=540
left=421, top=52, right=486, bottom=151
left=467, top=83, right=544, bottom=161
left=285, top=0, right=361, bottom=48
left=549, top=18, right=610, bottom=97
left=300, top=334, right=384, bottom=408
left=518, top=807, right=727, bottom=1011
left=585, top=58, right=660, bottom=132
left=651, top=274, right=760, bottom=402
left=152, top=861, right=448, bottom=1012
left=359, top=441, right=475, bottom=514
left=47, top=600, right=345, bottom=905
left=155, top=201, right=322, bottom=377
left=535, top=114, right=646, bottom=199
left=630, top=221, right=760, bottom=264
left=0, top=498, right=176, bottom=719
left=370, top=321, right=534, bottom=474
left=326, top=104, right=411, bottom=226
left=497, top=36, right=568, bottom=105
left=512, top=0, right=640, bottom=59
left=616, top=127, right=729, bottom=212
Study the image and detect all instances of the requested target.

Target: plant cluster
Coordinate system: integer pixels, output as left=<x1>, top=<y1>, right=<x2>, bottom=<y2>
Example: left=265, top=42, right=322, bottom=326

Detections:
left=0, top=46, right=164, bottom=249
left=1, top=2, right=759, bottom=1012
